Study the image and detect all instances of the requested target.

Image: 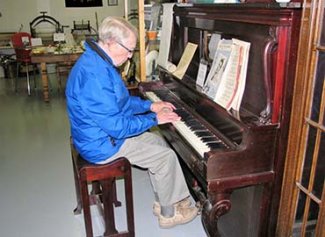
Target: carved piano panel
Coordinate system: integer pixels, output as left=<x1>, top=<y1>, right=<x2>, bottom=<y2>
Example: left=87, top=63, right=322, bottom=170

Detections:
left=139, top=3, right=302, bottom=237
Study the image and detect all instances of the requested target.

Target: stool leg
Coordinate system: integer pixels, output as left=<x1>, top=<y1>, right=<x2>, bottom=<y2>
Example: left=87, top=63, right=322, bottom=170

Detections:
left=72, top=158, right=82, bottom=215
left=81, top=179, right=93, bottom=237
left=90, top=181, right=103, bottom=206
left=100, top=178, right=118, bottom=236
left=125, top=167, right=135, bottom=236
left=112, top=178, right=122, bottom=207
left=91, top=181, right=101, bottom=195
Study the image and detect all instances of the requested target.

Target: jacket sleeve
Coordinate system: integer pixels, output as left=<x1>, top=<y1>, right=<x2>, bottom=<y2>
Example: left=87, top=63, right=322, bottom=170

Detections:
left=128, top=95, right=152, bottom=114
left=78, top=70, right=158, bottom=139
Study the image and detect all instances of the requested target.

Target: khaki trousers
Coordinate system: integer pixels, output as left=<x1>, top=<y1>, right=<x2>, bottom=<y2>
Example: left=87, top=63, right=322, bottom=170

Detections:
left=97, top=131, right=190, bottom=206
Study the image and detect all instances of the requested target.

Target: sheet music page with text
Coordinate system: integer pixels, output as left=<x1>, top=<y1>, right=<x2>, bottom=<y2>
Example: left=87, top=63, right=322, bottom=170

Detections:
left=230, top=39, right=251, bottom=110
left=214, top=43, right=241, bottom=109
left=213, top=39, right=250, bottom=111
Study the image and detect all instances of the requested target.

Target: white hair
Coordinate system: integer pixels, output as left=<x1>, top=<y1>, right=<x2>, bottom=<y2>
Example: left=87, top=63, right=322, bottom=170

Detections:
left=98, top=17, right=138, bottom=45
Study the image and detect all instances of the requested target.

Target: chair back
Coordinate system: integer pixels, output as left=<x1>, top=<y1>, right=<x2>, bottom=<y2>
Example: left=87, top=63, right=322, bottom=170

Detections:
left=11, top=32, right=32, bottom=63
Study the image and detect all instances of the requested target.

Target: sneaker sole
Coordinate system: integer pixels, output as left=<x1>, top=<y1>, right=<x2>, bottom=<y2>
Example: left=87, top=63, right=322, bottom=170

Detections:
left=159, top=209, right=198, bottom=228
left=153, top=198, right=192, bottom=216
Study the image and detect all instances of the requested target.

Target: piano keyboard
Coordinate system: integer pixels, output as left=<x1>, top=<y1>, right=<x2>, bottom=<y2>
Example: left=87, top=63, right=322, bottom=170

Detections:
left=146, top=91, right=226, bottom=157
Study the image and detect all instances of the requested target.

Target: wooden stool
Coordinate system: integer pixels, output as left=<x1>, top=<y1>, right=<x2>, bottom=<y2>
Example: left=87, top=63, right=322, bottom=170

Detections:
left=70, top=140, right=135, bottom=237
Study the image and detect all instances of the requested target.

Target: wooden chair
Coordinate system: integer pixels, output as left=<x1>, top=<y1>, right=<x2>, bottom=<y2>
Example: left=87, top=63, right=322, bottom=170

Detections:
left=70, top=139, right=135, bottom=237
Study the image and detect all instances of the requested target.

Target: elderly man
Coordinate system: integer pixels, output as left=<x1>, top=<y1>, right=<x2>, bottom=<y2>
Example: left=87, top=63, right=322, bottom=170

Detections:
left=65, top=17, right=198, bottom=228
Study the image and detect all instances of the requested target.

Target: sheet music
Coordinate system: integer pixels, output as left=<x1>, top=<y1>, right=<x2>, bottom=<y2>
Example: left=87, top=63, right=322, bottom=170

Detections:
left=214, top=39, right=250, bottom=111
left=196, top=59, right=208, bottom=88
left=156, top=3, right=175, bottom=69
left=173, top=42, right=198, bottom=79
left=229, top=39, right=251, bottom=110
left=203, top=39, right=232, bottom=99
left=208, top=33, right=221, bottom=60
left=214, top=43, right=241, bottom=110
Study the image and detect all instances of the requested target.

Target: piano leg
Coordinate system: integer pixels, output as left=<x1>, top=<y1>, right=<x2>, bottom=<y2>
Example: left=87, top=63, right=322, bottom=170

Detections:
left=202, top=191, right=232, bottom=237
left=258, top=182, right=273, bottom=237
left=201, top=183, right=273, bottom=237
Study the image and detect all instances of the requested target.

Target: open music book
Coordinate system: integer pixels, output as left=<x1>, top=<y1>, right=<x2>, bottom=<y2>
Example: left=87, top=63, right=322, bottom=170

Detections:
left=203, top=38, right=250, bottom=111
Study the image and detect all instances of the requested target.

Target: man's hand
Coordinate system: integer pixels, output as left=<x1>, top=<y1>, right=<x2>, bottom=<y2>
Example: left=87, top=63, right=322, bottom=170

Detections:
left=151, top=101, right=175, bottom=113
left=150, top=101, right=180, bottom=124
left=156, top=107, right=181, bottom=125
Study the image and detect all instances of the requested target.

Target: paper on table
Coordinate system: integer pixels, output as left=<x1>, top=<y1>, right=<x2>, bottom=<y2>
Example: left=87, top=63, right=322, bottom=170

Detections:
left=173, top=42, right=198, bottom=79
left=31, top=38, right=43, bottom=46
left=53, top=33, right=65, bottom=42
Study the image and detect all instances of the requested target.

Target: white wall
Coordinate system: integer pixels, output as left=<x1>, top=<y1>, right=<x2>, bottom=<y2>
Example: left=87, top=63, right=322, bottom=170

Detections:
left=0, top=0, right=138, bottom=33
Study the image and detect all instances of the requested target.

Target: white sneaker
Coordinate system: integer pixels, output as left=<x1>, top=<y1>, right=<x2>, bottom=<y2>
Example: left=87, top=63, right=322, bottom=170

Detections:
left=153, top=197, right=192, bottom=216
left=158, top=206, right=199, bottom=228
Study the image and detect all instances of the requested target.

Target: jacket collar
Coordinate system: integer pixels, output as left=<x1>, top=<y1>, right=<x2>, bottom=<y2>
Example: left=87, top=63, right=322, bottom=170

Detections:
left=85, top=38, right=115, bottom=67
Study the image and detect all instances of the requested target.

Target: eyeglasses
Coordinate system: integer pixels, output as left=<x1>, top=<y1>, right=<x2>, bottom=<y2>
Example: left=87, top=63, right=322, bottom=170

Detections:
left=116, top=41, right=134, bottom=54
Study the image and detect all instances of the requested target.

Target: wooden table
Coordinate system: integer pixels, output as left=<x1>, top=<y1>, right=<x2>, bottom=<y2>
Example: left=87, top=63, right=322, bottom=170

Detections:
left=31, top=52, right=82, bottom=102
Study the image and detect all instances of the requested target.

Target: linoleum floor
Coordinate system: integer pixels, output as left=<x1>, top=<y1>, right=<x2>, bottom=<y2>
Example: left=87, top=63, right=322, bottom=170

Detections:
left=0, top=76, right=206, bottom=237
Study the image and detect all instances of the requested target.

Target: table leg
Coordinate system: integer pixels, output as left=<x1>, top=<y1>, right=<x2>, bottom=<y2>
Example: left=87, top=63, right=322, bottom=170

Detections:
left=40, top=62, right=49, bottom=102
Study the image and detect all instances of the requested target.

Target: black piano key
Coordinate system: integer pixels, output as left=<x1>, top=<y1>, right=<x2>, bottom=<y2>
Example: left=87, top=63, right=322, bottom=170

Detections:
left=195, top=131, right=214, bottom=137
left=174, top=108, right=185, bottom=114
left=207, top=142, right=224, bottom=149
left=190, top=125, right=207, bottom=131
left=185, top=118, right=199, bottom=123
left=201, top=137, right=221, bottom=142
left=185, top=119, right=200, bottom=126
left=176, top=111, right=192, bottom=120
left=188, top=119, right=201, bottom=124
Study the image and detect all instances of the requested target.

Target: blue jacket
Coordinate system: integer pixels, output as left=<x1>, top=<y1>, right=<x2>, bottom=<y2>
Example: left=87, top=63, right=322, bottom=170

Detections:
left=66, top=41, right=157, bottom=163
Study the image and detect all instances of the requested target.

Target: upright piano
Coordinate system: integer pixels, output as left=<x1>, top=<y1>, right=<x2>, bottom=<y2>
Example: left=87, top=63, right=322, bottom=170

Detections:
left=139, top=2, right=302, bottom=237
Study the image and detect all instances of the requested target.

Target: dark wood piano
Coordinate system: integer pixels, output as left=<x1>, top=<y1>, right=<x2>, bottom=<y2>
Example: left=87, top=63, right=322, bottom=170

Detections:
left=139, top=2, right=302, bottom=237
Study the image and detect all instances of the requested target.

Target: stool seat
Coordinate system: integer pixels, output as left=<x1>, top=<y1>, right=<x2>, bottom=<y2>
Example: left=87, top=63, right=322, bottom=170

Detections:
left=70, top=139, right=135, bottom=237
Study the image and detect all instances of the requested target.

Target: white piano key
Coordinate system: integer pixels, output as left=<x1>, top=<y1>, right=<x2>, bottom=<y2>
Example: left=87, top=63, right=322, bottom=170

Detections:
left=146, top=91, right=211, bottom=157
